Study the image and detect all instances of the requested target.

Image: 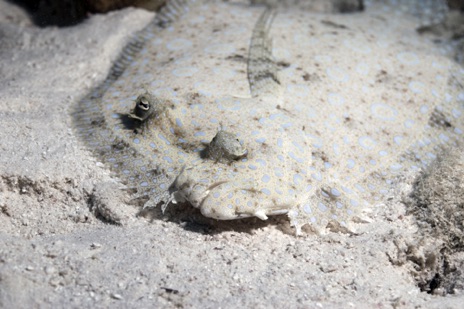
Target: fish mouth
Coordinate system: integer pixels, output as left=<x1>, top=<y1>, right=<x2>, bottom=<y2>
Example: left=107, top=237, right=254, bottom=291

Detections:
left=197, top=180, right=235, bottom=205
left=171, top=169, right=290, bottom=220
left=171, top=170, right=230, bottom=209
left=195, top=181, right=291, bottom=220
left=205, top=180, right=229, bottom=192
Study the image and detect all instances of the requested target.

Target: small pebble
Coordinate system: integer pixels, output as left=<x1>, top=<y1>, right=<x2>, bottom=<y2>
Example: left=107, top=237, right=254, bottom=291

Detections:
left=44, top=266, right=56, bottom=275
left=91, top=242, right=102, bottom=249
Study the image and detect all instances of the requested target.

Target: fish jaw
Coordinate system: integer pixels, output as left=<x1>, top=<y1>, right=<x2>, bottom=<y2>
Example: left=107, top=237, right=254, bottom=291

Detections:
left=171, top=165, right=293, bottom=221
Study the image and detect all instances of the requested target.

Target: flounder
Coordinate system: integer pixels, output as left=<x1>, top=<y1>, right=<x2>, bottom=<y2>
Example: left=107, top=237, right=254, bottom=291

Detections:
left=74, top=0, right=464, bottom=234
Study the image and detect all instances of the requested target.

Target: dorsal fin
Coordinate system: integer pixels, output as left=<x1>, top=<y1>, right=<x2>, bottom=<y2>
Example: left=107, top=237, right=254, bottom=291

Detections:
left=154, top=0, right=199, bottom=27
left=110, top=0, right=200, bottom=81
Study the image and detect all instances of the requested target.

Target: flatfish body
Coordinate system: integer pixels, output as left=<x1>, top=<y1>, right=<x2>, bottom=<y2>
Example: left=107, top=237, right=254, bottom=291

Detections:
left=74, top=1, right=464, bottom=233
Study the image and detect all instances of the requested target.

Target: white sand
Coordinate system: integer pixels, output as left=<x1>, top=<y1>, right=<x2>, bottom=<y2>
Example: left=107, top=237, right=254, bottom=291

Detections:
left=0, top=1, right=463, bottom=307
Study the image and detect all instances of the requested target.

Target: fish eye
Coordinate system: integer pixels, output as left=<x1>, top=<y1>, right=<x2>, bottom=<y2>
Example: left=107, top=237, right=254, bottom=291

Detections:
left=138, top=98, right=150, bottom=110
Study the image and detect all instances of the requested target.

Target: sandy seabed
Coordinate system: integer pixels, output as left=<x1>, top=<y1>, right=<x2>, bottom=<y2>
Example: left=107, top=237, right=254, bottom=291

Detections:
left=0, top=1, right=463, bottom=308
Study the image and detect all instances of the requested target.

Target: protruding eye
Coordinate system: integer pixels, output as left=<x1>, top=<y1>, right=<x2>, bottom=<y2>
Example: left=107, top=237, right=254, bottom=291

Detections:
left=208, top=130, right=248, bottom=163
left=129, top=92, right=159, bottom=122
left=138, top=98, right=150, bottom=111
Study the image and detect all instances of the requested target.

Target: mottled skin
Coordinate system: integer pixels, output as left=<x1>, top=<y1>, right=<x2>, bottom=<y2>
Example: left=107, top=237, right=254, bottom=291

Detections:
left=74, top=0, right=464, bottom=234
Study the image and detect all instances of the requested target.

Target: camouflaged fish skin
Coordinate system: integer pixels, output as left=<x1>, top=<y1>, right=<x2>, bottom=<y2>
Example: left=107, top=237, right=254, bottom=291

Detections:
left=74, top=0, right=464, bottom=234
